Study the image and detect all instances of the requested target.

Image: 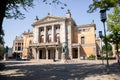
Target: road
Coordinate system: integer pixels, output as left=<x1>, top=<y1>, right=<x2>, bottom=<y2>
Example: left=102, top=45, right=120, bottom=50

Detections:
left=0, top=60, right=120, bottom=80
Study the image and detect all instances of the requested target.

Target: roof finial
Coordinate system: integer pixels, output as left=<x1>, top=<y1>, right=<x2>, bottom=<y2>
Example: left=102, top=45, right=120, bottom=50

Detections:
left=35, top=16, right=39, bottom=20
left=66, top=9, right=71, bottom=18
left=48, top=13, right=50, bottom=15
left=91, top=20, right=94, bottom=24
left=67, top=9, right=70, bottom=13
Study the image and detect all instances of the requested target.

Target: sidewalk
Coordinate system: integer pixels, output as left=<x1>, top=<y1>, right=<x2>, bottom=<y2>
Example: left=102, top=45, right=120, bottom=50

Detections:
left=0, top=60, right=120, bottom=80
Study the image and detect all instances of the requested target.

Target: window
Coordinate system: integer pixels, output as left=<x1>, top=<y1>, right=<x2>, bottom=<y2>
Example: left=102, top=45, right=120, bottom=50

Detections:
left=47, top=35, right=51, bottom=42
left=29, top=40, right=32, bottom=44
left=18, top=46, right=21, bottom=51
left=56, top=26, right=60, bottom=30
left=81, top=37, right=85, bottom=44
left=48, top=27, right=52, bottom=31
left=40, top=35, right=44, bottom=43
left=41, top=29, right=44, bottom=32
left=15, top=47, right=17, bottom=50
left=55, top=34, right=60, bottom=43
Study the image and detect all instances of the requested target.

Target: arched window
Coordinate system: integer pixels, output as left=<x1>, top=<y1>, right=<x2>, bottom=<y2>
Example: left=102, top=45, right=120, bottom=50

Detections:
left=29, top=40, right=32, bottom=44
left=47, top=35, right=51, bottom=42
left=55, top=34, right=60, bottom=43
left=40, top=35, right=44, bottom=43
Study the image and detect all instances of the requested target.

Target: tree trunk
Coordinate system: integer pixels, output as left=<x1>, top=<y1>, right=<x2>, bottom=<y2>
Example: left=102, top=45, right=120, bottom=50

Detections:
left=0, top=0, right=7, bottom=34
left=115, top=33, right=120, bottom=64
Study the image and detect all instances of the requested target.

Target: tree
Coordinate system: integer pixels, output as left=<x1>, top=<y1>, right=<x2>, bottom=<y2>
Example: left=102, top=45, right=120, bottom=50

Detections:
left=107, top=6, right=120, bottom=63
left=87, top=0, right=120, bottom=13
left=0, top=0, right=66, bottom=45
left=102, top=43, right=112, bottom=54
left=0, top=0, right=34, bottom=45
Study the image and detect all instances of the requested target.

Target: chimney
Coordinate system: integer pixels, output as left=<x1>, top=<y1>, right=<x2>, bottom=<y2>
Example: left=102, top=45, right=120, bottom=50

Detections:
left=66, top=9, right=71, bottom=18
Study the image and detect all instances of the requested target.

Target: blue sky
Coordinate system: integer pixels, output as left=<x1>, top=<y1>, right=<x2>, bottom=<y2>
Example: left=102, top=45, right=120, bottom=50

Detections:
left=3, top=0, right=110, bottom=47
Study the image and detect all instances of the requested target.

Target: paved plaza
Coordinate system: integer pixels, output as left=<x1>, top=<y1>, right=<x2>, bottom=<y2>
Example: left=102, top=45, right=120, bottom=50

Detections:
left=0, top=60, right=120, bottom=80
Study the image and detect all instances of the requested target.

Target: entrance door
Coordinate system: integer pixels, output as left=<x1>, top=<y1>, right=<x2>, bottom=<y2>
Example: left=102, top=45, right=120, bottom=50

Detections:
left=39, top=50, right=42, bottom=59
left=48, top=50, right=50, bottom=59
left=73, top=49, right=78, bottom=58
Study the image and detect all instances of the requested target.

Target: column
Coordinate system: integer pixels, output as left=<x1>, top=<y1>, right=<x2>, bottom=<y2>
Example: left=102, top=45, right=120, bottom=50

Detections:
left=52, top=25, right=55, bottom=42
left=46, top=47, right=48, bottom=60
left=32, top=48, right=35, bottom=59
left=55, top=47, right=59, bottom=60
left=44, top=26, right=46, bottom=42
left=78, top=45, right=80, bottom=60
left=36, top=48, right=39, bottom=60
left=69, top=46, right=72, bottom=59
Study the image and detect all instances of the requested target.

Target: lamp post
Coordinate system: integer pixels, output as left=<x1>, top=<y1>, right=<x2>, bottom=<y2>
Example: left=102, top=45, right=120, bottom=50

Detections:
left=99, top=31, right=104, bottom=64
left=100, top=9, right=109, bottom=73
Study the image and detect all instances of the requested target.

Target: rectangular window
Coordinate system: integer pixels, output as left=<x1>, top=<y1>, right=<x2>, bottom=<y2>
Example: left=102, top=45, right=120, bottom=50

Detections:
left=81, top=37, right=85, bottom=44
left=18, top=46, right=21, bottom=51
left=15, top=47, right=17, bottom=50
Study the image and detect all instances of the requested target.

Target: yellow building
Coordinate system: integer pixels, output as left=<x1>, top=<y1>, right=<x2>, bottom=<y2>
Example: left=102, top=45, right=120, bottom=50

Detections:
left=22, top=31, right=33, bottom=59
left=29, top=11, right=99, bottom=61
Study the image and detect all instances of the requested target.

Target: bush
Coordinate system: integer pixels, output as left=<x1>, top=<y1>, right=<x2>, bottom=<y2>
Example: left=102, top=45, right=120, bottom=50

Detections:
left=87, top=54, right=95, bottom=60
left=97, top=56, right=116, bottom=60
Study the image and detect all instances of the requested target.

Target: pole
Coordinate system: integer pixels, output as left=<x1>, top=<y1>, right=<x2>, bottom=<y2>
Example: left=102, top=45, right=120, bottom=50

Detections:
left=103, top=22, right=109, bottom=73
left=101, top=38, right=104, bottom=64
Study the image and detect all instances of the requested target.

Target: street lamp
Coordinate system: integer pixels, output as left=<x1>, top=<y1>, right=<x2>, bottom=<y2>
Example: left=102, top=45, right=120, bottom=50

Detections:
left=100, top=9, right=109, bottom=73
left=99, top=31, right=104, bottom=65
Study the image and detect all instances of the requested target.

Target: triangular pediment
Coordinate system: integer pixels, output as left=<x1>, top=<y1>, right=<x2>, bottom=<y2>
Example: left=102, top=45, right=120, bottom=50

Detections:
left=33, top=15, right=66, bottom=26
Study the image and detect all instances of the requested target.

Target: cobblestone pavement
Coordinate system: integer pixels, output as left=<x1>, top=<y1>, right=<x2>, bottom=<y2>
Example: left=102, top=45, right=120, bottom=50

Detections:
left=0, top=60, right=120, bottom=80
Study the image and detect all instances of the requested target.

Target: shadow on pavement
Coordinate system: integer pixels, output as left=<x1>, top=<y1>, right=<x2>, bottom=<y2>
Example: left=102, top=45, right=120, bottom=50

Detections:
left=0, top=62, right=120, bottom=80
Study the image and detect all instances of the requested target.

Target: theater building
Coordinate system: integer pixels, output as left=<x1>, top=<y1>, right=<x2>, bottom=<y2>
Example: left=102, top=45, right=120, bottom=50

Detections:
left=29, top=11, right=99, bottom=61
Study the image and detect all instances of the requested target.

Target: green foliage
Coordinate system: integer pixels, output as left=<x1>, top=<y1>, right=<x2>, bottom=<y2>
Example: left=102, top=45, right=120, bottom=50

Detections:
left=0, top=28, right=4, bottom=45
left=5, top=0, right=34, bottom=19
left=102, top=43, right=112, bottom=52
left=5, top=0, right=67, bottom=19
left=106, top=6, right=120, bottom=54
left=42, top=0, right=67, bottom=9
left=102, top=43, right=112, bottom=56
left=87, top=54, right=95, bottom=60
left=88, top=0, right=120, bottom=13
left=107, top=7, right=120, bottom=33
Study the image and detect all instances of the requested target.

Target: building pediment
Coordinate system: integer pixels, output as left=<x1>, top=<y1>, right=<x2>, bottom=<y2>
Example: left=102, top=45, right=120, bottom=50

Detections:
left=32, top=15, right=66, bottom=26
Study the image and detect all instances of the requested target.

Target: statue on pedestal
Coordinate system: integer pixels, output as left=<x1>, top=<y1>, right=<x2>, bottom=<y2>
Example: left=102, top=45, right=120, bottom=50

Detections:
left=61, top=42, right=67, bottom=63
left=62, top=42, right=67, bottom=54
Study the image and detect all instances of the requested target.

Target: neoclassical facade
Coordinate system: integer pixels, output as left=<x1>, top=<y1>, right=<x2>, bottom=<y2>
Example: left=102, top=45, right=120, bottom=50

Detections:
left=29, top=11, right=99, bottom=61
